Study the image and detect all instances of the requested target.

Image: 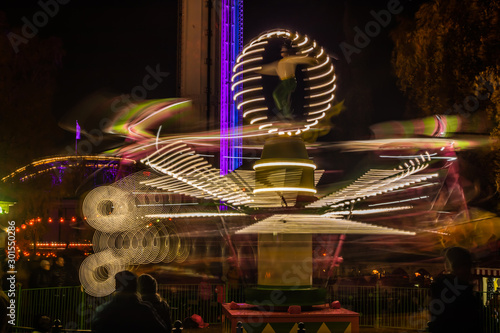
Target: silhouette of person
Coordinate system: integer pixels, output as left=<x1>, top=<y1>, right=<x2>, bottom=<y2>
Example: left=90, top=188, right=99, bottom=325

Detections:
left=257, top=42, right=317, bottom=120
left=428, top=247, right=483, bottom=333
left=91, top=270, right=168, bottom=333
left=30, top=260, right=51, bottom=288
left=50, top=257, right=68, bottom=287
left=138, top=274, right=172, bottom=333
left=32, top=315, right=52, bottom=333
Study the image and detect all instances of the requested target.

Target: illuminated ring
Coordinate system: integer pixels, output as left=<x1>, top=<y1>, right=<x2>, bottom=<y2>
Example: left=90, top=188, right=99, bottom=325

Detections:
left=174, top=235, right=191, bottom=263
left=82, top=185, right=140, bottom=232
left=109, top=227, right=157, bottom=265
left=79, top=250, right=127, bottom=297
left=92, top=223, right=169, bottom=265
left=174, top=223, right=191, bottom=263
left=163, top=225, right=180, bottom=263
left=133, top=226, right=161, bottom=264
left=232, top=29, right=336, bottom=135
left=161, top=224, right=191, bottom=263
left=92, top=230, right=111, bottom=254
left=150, top=222, right=170, bottom=263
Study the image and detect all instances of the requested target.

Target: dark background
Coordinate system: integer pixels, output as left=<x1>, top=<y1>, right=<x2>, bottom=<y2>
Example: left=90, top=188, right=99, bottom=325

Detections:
left=0, top=0, right=427, bottom=156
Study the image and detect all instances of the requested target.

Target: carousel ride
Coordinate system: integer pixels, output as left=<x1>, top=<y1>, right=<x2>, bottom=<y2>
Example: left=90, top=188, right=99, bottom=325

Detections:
left=75, top=30, right=483, bottom=305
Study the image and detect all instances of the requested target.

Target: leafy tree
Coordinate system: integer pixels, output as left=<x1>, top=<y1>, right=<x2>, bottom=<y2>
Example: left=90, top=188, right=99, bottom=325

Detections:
left=391, top=0, right=500, bottom=199
left=391, top=0, right=499, bottom=117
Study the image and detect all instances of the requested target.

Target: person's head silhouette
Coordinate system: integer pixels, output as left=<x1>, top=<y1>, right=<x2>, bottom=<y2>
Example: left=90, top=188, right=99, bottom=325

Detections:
left=138, top=274, right=158, bottom=295
left=444, top=246, right=472, bottom=280
left=115, top=270, right=138, bottom=293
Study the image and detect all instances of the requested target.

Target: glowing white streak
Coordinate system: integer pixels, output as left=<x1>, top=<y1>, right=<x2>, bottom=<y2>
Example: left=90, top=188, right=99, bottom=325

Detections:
left=184, top=162, right=210, bottom=176
left=429, top=156, right=457, bottom=160
left=241, top=41, right=267, bottom=55
left=165, top=153, right=198, bottom=172
left=243, top=107, right=268, bottom=118
left=136, top=203, right=199, bottom=207
left=233, top=57, right=263, bottom=72
left=155, top=148, right=191, bottom=169
left=324, top=206, right=413, bottom=215
left=253, top=161, right=317, bottom=170
left=297, top=36, right=309, bottom=46
left=183, top=165, right=212, bottom=179
left=127, top=101, right=187, bottom=136
left=298, top=46, right=314, bottom=54
left=258, top=30, right=290, bottom=41
left=149, top=150, right=190, bottom=173
left=233, top=87, right=263, bottom=101
left=231, top=76, right=261, bottom=91
left=307, top=104, right=331, bottom=115
left=237, top=97, right=265, bottom=110
left=250, top=116, right=267, bottom=124
left=305, top=120, right=319, bottom=128
left=305, top=65, right=334, bottom=81
left=259, top=123, right=272, bottom=129
left=196, top=170, right=220, bottom=183
left=307, top=94, right=334, bottom=107
left=305, top=77, right=336, bottom=91
left=309, top=168, right=436, bottom=208
left=141, top=142, right=184, bottom=164
left=130, top=128, right=274, bottom=154
left=169, top=156, right=203, bottom=174
left=254, top=187, right=316, bottom=194
left=315, top=48, right=324, bottom=58
left=236, top=48, right=265, bottom=62
left=306, top=85, right=336, bottom=99
left=231, top=67, right=262, bottom=82
left=304, top=57, right=329, bottom=71
left=307, top=112, right=325, bottom=122
left=369, top=196, right=429, bottom=207
left=145, top=143, right=187, bottom=165
left=155, top=125, right=162, bottom=151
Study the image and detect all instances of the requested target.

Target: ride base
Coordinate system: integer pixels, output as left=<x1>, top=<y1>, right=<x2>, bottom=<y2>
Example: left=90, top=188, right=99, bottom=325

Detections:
left=222, top=303, right=359, bottom=333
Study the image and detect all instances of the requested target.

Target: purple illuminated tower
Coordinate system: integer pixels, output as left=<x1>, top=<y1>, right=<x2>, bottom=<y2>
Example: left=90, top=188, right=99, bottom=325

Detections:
left=220, top=0, right=243, bottom=175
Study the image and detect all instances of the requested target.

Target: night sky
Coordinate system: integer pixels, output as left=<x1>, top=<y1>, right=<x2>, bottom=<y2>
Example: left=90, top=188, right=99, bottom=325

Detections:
left=0, top=0, right=426, bottom=158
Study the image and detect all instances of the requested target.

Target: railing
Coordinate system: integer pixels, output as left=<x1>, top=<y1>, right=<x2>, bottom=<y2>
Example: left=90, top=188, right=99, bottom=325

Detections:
left=16, top=286, right=111, bottom=331
left=327, top=285, right=429, bottom=330
left=11, top=284, right=500, bottom=332
left=328, top=285, right=500, bottom=332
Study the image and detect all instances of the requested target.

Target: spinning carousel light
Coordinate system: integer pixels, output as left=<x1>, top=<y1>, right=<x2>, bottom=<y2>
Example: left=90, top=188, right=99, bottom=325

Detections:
left=232, top=29, right=337, bottom=135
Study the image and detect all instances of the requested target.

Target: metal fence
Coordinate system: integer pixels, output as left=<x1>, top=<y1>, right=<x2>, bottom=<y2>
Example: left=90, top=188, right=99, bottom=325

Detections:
left=328, top=285, right=500, bottom=332
left=12, top=284, right=500, bottom=332
left=327, top=285, right=429, bottom=330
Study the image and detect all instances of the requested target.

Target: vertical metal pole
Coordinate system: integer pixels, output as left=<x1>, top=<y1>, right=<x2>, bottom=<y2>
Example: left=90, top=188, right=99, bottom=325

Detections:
left=80, top=287, right=85, bottom=330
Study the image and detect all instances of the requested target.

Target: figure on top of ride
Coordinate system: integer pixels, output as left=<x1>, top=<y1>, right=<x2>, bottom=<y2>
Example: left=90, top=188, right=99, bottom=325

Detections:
left=257, top=41, right=318, bottom=120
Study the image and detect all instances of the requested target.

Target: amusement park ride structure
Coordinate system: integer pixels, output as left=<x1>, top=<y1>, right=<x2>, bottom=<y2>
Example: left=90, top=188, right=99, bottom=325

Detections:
left=79, top=30, right=452, bottom=305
